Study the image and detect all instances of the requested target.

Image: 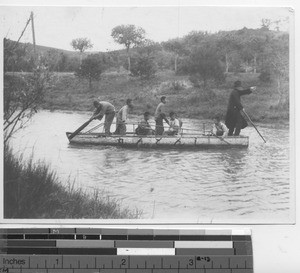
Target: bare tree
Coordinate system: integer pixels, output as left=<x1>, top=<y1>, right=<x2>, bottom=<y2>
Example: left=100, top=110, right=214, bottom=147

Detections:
left=4, top=65, right=50, bottom=144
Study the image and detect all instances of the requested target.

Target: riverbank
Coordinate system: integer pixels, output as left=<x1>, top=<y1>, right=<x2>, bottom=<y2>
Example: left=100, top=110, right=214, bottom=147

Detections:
left=41, top=70, right=289, bottom=123
left=4, top=145, right=141, bottom=219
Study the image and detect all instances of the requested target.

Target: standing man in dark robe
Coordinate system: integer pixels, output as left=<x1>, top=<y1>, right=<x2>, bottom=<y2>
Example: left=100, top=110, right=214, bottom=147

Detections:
left=225, top=80, right=256, bottom=136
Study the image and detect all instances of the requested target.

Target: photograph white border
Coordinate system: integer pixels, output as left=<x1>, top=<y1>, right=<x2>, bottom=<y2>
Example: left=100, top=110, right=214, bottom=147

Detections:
left=0, top=0, right=297, bottom=225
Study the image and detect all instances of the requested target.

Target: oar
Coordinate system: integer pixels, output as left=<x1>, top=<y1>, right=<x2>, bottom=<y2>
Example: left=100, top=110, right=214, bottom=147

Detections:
left=86, top=123, right=104, bottom=134
left=211, top=133, right=231, bottom=145
left=67, top=119, right=93, bottom=140
left=242, top=109, right=266, bottom=143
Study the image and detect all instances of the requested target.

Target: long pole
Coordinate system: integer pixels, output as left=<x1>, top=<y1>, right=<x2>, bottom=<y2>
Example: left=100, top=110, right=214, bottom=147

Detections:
left=211, top=133, right=231, bottom=145
left=242, top=109, right=266, bottom=143
left=67, top=119, right=93, bottom=140
left=30, top=12, right=37, bottom=63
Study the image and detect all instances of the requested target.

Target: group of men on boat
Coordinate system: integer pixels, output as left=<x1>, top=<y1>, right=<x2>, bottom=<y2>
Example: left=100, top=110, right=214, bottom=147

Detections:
left=89, top=80, right=256, bottom=138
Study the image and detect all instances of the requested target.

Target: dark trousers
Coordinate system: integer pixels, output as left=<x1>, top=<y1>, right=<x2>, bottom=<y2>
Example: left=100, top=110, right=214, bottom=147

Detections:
left=228, top=114, right=243, bottom=136
left=155, top=119, right=164, bottom=135
left=114, top=118, right=126, bottom=135
left=104, top=112, right=115, bottom=134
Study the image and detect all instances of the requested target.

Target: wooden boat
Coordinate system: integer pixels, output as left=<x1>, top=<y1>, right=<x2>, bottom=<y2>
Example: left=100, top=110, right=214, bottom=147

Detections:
left=66, top=132, right=249, bottom=149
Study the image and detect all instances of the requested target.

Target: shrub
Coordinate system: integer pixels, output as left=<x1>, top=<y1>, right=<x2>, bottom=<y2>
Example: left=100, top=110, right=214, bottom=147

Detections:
left=171, top=81, right=184, bottom=91
left=75, top=54, right=106, bottom=89
left=187, top=46, right=225, bottom=87
left=259, top=70, right=272, bottom=83
left=130, top=55, right=157, bottom=80
left=189, top=75, right=200, bottom=87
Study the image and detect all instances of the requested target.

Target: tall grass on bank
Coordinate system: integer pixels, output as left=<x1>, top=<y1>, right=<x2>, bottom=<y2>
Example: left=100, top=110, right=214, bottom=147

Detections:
left=41, top=70, right=289, bottom=123
left=4, top=146, right=141, bottom=219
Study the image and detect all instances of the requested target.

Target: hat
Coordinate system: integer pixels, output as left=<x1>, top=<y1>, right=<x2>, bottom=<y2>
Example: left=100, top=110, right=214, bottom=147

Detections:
left=234, top=80, right=242, bottom=88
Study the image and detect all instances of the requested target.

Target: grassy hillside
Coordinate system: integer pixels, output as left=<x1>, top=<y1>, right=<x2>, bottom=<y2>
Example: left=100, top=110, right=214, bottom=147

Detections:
left=42, top=70, right=289, bottom=123
left=6, top=39, right=90, bottom=59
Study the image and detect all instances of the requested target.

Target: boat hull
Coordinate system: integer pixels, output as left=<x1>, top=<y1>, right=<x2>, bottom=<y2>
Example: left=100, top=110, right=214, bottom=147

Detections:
left=66, top=133, right=249, bottom=149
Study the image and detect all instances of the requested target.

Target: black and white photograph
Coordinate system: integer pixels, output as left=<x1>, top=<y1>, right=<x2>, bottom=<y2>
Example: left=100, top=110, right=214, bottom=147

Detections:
left=1, top=3, right=294, bottom=223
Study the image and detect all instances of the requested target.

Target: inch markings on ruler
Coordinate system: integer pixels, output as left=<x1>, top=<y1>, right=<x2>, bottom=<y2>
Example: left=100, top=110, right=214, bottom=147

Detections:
left=0, top=228, right=253, bottom=273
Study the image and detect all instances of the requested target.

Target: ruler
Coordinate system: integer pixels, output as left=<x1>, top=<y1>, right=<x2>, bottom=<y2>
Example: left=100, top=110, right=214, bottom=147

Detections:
left=0, top=228, right=253, bottom=273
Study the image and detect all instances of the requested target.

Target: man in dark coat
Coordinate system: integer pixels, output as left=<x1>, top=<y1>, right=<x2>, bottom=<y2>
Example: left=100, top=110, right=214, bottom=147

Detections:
left=225, top=80, right=256, bottom=136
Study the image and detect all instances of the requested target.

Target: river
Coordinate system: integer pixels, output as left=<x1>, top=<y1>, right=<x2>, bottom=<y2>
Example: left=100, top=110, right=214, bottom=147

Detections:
left=9, top=110, right=293, bottom=223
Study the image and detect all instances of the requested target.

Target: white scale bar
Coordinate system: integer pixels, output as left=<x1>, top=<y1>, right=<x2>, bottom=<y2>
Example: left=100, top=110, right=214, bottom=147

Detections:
left=232, top=229, right=252, bottom=235
left=174, top=241, right=233, bottom=248
left=117, top=248, right=175, bottom=255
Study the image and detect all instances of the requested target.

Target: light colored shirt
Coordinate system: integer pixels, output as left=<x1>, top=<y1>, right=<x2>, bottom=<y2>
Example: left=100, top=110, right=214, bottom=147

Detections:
left=117, top=105, right=129, bottom=122
left=154, top=102, right=165, bottom=119
left=168, top=118, right=180, bottom=132
left=94, top=101, right=115, bottom=117
left=212, top=122, right=228, bottom=137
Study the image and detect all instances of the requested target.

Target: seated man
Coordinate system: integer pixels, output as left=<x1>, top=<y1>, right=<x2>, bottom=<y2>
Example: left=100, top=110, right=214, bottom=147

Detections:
left=166, top=112, right=181, bottom=135
left=212, top=114, right=228, bottom=138
left=135, top=112, right=154, bottom=136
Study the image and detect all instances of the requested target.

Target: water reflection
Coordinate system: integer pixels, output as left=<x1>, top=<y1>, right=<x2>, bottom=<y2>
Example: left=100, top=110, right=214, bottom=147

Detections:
left=218, top=149, right=248, bottom=176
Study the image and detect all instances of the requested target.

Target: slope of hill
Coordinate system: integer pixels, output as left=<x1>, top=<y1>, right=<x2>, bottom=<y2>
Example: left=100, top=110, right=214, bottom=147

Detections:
left=4, top=38, right=113, bottom=58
